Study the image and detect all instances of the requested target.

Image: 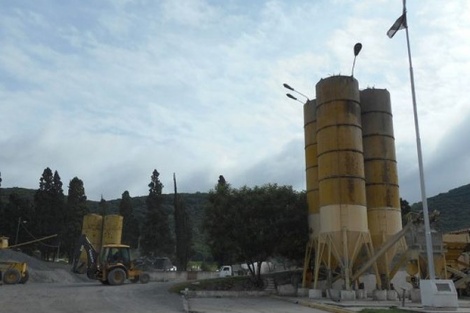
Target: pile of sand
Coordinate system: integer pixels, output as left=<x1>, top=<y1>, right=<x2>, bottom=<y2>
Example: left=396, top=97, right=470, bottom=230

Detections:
left=0, top=249, right=90, bottom=283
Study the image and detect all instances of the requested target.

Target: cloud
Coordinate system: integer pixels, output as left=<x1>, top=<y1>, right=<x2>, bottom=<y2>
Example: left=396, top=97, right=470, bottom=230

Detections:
left=1, top=0, right=469, bottom=204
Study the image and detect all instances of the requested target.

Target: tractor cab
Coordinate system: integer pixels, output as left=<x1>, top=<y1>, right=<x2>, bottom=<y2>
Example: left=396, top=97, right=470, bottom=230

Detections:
left=99, top=244, right=132, bottom=269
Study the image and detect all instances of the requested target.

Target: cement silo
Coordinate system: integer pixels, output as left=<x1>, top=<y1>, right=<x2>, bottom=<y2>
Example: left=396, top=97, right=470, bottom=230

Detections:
left=82, top=214, right=103, bottom=250
left=304, top=99, right=319, bottom=240
left=361, top=88, right=404, bottom=288
left=102, top=214, right=123, bottom=246
left=302, top=99, right=319, bottom=288
left=78, top=214, right=103, bottom=273
left=314, top=76, right=372, bottom=289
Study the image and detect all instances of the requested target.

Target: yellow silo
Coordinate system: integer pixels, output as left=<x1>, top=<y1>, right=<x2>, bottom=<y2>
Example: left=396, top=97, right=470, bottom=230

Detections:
left=304, top=99, right=319, bottom=240
left=78, top=214, right=103, bottom=272
left=361, top=88, right=404, bottom=288
left=102, top=214, right=123, bottom=246
left=302, top=99, right=319, bottom=288
left=82, top=213, right=103, bottom=251
left=314, top=76, right=372, bottom=289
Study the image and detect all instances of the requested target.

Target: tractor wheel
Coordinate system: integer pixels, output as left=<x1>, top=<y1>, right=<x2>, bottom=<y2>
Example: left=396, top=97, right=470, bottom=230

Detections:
left=3, top=269, right=21, bottom=284
left=19, top=270, right=29, bottom=284
left=139, top=273, right=150, bottom=284
left=108, top=268, right=126, bottom=286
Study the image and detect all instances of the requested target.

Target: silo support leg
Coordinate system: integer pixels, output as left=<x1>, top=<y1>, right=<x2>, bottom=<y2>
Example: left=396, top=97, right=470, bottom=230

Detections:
left=302, top=239, right=315, bottom=288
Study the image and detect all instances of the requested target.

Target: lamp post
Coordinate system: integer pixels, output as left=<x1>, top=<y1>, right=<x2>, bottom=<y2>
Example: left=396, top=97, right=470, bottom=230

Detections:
left=283, top=83, right=310, bottom=102
left=351, top=42, right=362, bottom=77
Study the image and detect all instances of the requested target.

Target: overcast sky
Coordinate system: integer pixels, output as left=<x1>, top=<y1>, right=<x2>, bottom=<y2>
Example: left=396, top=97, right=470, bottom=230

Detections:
left=1, top=0, right=469, bottom=203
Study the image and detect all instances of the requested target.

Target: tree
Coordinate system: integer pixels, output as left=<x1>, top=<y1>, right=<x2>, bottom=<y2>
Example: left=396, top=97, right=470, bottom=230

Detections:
left=2, top=192, right=34, bottom=247
left=173, top=173, right=192, bottom=271
left=274, top=190, right=308, bottom=266
left=119, top=191, right=140, bottom=248
left=140, top=169, right=174, bottom=256
left=401, top=198, right=412, bottom=225
left=33, top=168, right=65, bottom=260
left=203, top=176, right=236, bottom=266
left=0, top=172, right=3, bottom=210
left=63, top=177, right=88, bottom=261
left=0, top=172, right=4, bottom=233
left=98, top=196, right=108, bottom=216
left=204, top=182, right=307, bottom=285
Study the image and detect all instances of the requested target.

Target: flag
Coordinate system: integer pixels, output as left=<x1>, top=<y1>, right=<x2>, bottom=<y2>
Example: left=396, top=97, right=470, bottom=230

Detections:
left=387, top=13, right=407, bottom=38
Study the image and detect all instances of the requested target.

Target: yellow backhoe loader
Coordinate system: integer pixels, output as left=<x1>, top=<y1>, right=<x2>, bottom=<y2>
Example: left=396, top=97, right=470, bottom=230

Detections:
left=71, top=234, right=149, bottom=285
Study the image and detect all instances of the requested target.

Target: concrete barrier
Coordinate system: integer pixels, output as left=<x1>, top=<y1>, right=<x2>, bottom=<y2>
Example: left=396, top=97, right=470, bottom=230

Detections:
left=277, top=284, right=296, bottom=296
left=309, top=289, right=323, bottom=299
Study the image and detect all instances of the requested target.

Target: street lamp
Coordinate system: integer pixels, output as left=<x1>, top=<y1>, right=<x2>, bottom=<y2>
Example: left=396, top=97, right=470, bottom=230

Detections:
left=351, top=42, right=362, bottom=77
left=283, top=83, right=310, bottom=101
left=15, top=217, right=27, bottom=246
left=286, top=93, right=304, bottom=104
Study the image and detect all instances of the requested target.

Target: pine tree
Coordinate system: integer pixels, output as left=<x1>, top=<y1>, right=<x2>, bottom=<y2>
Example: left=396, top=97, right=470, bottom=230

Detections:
left=33, top=168, right=65, bottom=260
left=174, top=173, right=192, bottom=271
left=0, top=172, right=10, bottom=240
left=119, top=191, right=140, bottom=248
left=63, top=177, right=88, bottom=261
left=140, top=169, right=174, bottom=257
left=99, top=196, right=108, bottom=216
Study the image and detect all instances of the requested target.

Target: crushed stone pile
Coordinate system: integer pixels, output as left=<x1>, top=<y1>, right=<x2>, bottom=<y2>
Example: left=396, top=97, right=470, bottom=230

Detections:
left=0, top=249, right=91, bottom=283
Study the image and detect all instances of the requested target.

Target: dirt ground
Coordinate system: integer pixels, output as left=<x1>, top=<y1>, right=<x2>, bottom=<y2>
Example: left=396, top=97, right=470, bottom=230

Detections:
left=0, top=249, right=89, bottom=283
left=0, top=249, right=185, bottom=313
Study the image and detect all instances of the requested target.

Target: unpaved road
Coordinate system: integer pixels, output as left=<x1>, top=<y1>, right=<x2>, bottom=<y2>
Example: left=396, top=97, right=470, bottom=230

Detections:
left=0, top=281, right=185, bottom=313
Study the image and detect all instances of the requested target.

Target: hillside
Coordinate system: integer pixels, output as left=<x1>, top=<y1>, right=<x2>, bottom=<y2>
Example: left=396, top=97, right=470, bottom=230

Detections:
left=1, top=187, right=211, bottom=261
left=3, top=183, right=470, bottom=252
left=411, top=183, right=470, bottom=232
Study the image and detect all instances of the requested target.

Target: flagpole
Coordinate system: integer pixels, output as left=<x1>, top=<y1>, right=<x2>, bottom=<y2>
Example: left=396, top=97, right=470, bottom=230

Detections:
left=403, top=2, right=436, bottom=281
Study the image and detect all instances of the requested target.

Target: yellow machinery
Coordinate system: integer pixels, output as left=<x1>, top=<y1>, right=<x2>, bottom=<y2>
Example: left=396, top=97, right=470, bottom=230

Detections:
left=0, top=261, right=29, bottom=284
left=76, top=214, right=123, bottom=273
left=73, top=214, right=148, bottom=285
left=442, top=230, right=470, bottom=294
left=72, top=234, right=149, bottom=285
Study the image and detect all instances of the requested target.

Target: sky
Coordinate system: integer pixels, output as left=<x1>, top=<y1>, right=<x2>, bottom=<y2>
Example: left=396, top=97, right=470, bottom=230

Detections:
left=1, top=0, right=469, bottom=203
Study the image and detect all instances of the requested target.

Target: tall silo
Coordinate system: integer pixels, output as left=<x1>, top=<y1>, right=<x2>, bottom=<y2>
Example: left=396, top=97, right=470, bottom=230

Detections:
left=315, top=76, right=372, bottom=289
left=82, top=213, right=103, bottom=250
left=102, top=214, right=124, bottom=246
left=302, top=99, right=318, bottom=288
left=304, top=99, right=319, bottom=240
left=78, top=214, right=103, bottom=273
left=361, top=88, right=404, bottom=289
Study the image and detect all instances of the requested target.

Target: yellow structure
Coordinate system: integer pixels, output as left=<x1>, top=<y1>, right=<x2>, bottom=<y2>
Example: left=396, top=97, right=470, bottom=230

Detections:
left=361, top=88, right=404, bottom=287
left=79, top=213, right=123, bottom=271
left=102, top=214, right=123, bottom=246
left=314, top=76, right=374, bottom=289
left=302, top=99, right=319, bottom=288
left=304, top=99, right=319, bottom=240
left=0, top=236, right=9, bottom=249
left=82, top=214, right=103, bottom=250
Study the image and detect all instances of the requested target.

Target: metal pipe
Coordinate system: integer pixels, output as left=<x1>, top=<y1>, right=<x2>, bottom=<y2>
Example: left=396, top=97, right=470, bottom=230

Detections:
left=404, top=4, right=435, bottom=280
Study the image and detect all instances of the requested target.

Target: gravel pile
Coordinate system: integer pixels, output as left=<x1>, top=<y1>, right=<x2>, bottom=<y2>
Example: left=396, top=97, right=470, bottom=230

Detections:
left=0, top=249, right=91, bottom=283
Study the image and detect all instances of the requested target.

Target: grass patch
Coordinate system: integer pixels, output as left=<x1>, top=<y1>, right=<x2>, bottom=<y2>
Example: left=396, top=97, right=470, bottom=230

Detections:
left=359, top=309, right=414, bottom=313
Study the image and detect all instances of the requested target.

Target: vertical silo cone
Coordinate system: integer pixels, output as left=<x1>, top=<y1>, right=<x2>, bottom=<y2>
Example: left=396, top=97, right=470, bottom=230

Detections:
left=314, top=76, right=374, bottom=291
left=361, top=88, right=405, bottom=289
left=302, top=99, right=319, bottom=288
